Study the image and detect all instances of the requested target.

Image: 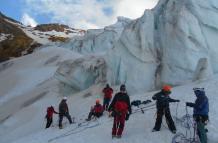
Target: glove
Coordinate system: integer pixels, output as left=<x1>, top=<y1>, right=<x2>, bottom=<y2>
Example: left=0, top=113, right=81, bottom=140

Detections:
left=186, top=102, right=192, bottom=107
left=125, top=113, right=130, bottom=121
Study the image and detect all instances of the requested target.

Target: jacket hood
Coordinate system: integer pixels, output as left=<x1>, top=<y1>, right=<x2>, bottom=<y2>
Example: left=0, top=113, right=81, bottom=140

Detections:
left=194, top=90, right=205, bottom=97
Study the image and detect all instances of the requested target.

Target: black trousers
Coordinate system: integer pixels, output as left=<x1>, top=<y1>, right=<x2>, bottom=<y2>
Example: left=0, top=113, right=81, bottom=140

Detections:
left=153, top=108, right=176, bottom=131
left=103, top=98, right=111, bottom=111
left=59, top=113, right=73, bottom=127
left=87, top=112, right=103, bottom=120
left=46, top=117, right=53, bottom=128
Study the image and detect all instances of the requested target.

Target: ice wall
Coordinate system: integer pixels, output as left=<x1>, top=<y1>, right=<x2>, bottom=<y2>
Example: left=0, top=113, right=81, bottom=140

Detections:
left=58, top=0, right=218, bottom=93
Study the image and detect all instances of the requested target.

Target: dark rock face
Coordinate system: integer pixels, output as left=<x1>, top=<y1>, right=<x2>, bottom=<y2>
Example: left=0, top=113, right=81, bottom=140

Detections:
left=34, top=23, right=71, bottom=32
left=0, top=12, right=40, bottom=62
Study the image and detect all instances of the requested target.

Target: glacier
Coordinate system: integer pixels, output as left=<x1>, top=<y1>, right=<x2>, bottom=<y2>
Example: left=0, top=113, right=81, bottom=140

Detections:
left=56, top=0, right=218, bottom=94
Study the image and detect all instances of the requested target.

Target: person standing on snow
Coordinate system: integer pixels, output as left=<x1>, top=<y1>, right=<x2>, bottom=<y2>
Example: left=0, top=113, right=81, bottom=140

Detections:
left=45, top=106, right=58, bottom=128
left=186, top=88, right=209, bottom=143
left=108, top=84, right=131, bottom=138
left=102, top=84, right=113, bottom=111
left=152, top=85, right=180, bottom=133
left=86, top=99, right=104, bottom=121
left=58, top=97, right=73, bottom=129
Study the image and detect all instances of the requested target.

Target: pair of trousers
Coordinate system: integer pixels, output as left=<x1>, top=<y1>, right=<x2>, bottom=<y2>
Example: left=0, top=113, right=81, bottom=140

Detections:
left=59, top=113, right=72, bottom=127
left=46, top=117, right=53, bottom=128
left=153, top=108, right=176, bottom=131
left=112, top=112, right=126, bottom=136
left=103, top=98, right=111, bottom=111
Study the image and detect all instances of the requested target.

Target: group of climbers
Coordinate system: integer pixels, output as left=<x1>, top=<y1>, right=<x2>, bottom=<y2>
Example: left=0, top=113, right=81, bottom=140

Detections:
left=45, top=84, right=209, bottom=141
left=45, top=96, right=73, bottom=129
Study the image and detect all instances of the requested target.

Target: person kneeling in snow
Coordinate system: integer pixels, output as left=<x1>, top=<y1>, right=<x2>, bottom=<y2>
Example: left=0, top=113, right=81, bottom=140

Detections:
left=186, top=88, right=209, bottom=143
left=58, top=97, right=73, bottom=129
left=86, top=99, right=104, bottom=121
left=152, top=85, right=180, bottom=134
left=45, top=106, right=58, bottom=128
left=108, top=84, right=131, bottom=138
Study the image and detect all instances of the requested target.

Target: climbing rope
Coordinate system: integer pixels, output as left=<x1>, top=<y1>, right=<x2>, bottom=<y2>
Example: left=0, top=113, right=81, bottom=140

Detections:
left=172, top=106, right=200, bottom=143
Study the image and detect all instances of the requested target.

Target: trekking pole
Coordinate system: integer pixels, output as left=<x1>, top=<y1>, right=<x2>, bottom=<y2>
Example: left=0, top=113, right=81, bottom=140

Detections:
left=175, top=102, right=179, bottom=125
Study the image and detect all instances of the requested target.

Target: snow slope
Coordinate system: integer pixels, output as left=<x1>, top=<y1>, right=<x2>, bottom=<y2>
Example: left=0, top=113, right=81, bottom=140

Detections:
left=0, top=51, right=218, bottom=143
left=0, top=46, right=82, bottom=139
left=0, top=46, right=217, bottom=143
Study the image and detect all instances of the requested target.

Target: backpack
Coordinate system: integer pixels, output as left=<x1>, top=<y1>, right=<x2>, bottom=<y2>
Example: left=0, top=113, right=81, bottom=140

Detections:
left=114, top=101, right=128, bottom=113
left=131, top=100, right=141, bottom=107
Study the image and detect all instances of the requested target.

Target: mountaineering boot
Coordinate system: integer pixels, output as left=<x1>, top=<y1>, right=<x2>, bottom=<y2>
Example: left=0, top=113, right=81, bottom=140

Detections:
left=86, top=118, right=91, bottom=121
left=112, top=135, right=116, bottom=139
left=152, top=128, right=160, bottom=132
left=205, top=128, right=208, bottom=133
left=171, top=130, right=176, bottom=134
left=117, top=135, right=122, bottom=138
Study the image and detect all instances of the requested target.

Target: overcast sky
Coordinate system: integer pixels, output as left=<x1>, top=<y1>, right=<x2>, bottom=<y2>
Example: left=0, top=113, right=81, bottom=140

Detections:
left=0, top=0, right=159, bottom=29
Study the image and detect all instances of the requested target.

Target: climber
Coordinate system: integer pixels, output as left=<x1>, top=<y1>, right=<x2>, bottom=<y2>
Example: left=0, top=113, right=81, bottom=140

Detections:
left=86, top=99, right=104, bottom=121
left=108, top=84, right=131, bottom=138
left=152, top=85, right=180, bottom=134
left=58, top=97, right=73, bottom=129
left=45, top=105, right=58, bottom=128
left=102, top=84, right=113, bottom=111
left=186, top=88, right=209, bottom=143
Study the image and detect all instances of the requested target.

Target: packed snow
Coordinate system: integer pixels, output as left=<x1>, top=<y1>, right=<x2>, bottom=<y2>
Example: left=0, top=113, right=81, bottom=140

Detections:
left=0, top=33, right=13, bottom=42
left=0, top=45, right=218, bottom=143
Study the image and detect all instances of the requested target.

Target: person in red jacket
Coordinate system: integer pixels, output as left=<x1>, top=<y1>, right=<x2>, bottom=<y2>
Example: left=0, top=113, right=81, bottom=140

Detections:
left=102, top=84, right=113, bottom=111
left=86, top=99, right=104, bottom=121
left=108, top=84, right=131, bottom=138
left=45, top=106, right=58, bottom=128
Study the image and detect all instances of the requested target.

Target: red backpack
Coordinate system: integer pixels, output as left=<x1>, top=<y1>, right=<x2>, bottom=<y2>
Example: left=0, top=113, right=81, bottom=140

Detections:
left=114, top=101, right=128, bottom=113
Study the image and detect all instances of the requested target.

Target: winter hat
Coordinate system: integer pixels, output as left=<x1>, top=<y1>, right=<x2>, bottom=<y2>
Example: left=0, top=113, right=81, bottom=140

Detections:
left=96, top=99, right=100, bottom=104
left=63, top=96, right=67, bottom=100
left=193, top=88, right=205, bottom=97
left=120, top=84, right=126, bottom=91
left=193, top=87, right=204, bottom=91
left=162, top=85, right=172, bottom=92
left=106, top=84, right=109, bottom=88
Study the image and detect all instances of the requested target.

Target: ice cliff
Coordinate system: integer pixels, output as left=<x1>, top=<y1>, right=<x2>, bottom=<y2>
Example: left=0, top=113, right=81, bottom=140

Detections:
left=57, top=0, right=218, bottom=94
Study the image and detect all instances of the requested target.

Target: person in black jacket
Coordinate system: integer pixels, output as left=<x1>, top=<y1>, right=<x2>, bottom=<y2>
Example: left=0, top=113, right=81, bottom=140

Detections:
left=108, top=84, right=131, bottom=138
left=152, top=85, right=180, bottom=133
left=58, top=97, right=73, bottom=129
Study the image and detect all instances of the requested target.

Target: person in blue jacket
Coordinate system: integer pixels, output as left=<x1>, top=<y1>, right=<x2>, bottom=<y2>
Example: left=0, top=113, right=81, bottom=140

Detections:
left=186, top=88, right=209, bottom=143
left=186, top=88, right=209, bottom=123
